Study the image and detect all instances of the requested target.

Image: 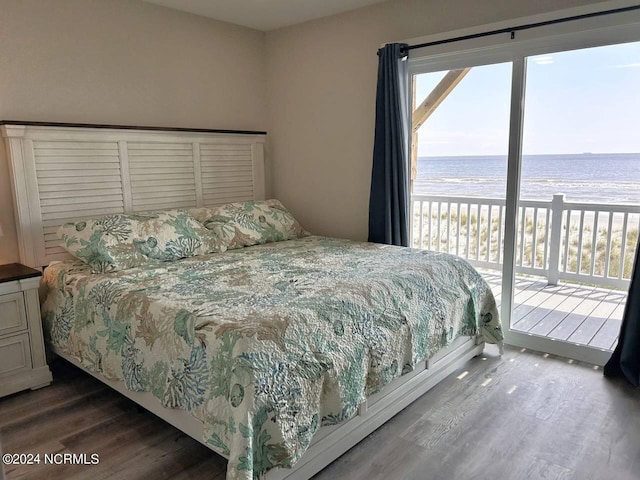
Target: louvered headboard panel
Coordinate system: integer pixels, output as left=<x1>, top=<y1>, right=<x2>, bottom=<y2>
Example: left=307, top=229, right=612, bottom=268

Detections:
left=34, top=139, right=126, bottom=259
left=1, top=122, right=266, bottom=268
left=127, top=142, right=197, bottom=211
left=200, top=143, right=255, bottom=205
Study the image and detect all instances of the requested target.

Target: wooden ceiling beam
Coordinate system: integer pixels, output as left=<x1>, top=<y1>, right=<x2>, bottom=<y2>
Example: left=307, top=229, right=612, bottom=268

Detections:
left=410, top=67, right=471, bottom=182
left=412, top=68, right=471, bottom=132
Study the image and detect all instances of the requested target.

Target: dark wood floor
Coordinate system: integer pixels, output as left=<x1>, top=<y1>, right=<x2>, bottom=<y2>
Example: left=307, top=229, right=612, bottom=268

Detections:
left=1, top=346, right=638, bottom=480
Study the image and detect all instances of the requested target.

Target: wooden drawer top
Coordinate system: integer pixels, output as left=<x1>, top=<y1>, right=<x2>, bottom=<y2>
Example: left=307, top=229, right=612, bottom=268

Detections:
left=0, top=264, right=42, bottom=284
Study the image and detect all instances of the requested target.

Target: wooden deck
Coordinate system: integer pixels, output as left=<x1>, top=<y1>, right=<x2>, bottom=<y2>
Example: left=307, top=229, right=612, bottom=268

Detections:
left=481, top=271, right=626, bottom=351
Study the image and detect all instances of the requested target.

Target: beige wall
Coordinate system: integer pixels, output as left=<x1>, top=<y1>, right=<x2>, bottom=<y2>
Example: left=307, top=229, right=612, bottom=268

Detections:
left=0, top=0, right=266, bottom=264
left=0, top=0, right=613, bottom=263
left=265, top=0, right=606, bottom=241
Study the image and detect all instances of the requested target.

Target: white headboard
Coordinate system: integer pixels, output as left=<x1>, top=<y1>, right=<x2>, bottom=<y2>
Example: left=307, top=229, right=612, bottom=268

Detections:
left=1, top=122, right=266, bottom=268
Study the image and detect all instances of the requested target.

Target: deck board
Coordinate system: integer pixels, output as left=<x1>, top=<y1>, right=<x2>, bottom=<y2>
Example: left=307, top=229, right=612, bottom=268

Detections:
left=480, top=271, right=625, bottom=351
left=588, top=300, right=625, bottom=351
left=526, top=285, right=587, bottom=337
left=566, top=290, right=624, bottom=345
left=512, top=284, right=581, bottom=332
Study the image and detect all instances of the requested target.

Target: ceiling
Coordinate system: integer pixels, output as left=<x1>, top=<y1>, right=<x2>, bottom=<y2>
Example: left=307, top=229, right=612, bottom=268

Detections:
left=143, top=0, right=389, bottom=31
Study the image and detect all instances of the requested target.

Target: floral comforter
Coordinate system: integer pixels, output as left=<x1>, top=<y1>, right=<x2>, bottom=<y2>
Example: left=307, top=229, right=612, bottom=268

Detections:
left=41, top=236, right=501, bottom=479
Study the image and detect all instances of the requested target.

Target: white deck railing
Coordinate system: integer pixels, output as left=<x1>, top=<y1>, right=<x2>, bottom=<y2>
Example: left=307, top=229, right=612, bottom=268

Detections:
left=411, top=193, right=640, bottom=289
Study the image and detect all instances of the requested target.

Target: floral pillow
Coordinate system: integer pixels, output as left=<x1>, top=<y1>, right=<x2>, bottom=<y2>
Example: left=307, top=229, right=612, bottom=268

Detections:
left=189, top=199, right=309, bottom=250
left=131, top=209, right=226, bottom=260
left=57, top=209, right=226, bottom=273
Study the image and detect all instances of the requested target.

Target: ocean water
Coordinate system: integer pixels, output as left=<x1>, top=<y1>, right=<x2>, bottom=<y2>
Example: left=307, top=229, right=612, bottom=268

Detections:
left=414, top=153, right=640, bottom=204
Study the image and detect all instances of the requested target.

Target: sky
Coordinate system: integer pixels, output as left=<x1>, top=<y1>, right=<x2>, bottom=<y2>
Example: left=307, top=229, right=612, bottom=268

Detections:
left=415, top=40, right=640, bottom=157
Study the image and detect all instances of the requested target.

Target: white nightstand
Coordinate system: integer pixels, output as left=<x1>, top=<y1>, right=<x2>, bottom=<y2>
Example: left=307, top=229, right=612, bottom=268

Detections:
left=0, top=263, right=52, bottom=397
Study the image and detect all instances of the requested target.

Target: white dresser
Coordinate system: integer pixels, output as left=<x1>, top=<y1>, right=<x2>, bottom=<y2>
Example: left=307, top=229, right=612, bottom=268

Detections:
left=0, top=263, right=52, bottom=397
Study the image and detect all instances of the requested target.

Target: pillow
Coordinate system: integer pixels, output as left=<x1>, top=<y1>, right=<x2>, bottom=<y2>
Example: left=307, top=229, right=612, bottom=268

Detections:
left=57, top=209, right=226, bottom=273
left=57, top=214, right=147, bottom=273
left=189, top=199, right=309, bottom=250
left=131, top=209, right=226, bottom=260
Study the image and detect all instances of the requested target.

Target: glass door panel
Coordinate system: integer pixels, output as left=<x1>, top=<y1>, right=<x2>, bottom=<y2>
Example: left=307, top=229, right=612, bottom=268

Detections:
left=511, top=41, right=640, bottom=360
left=411, top=63, right=512, bottom=308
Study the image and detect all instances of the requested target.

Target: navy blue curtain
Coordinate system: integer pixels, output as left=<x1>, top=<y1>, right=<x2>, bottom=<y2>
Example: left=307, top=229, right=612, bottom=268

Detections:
left=368, top=43, right=410, bottom=247
left=604, top=241, right=640, bottom=387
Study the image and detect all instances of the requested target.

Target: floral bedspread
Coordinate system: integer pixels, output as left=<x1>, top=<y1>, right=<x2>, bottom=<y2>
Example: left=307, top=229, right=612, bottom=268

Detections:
left=41, top=236, right=501, bottom=479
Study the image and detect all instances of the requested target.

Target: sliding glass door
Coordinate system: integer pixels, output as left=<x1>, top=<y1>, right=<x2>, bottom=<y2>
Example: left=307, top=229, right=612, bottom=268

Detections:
left=409, top=14, right=640, bottom=364
left=505, top=40, right=640, bottom=364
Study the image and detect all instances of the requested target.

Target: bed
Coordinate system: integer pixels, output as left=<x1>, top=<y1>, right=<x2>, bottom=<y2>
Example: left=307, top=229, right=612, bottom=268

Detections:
left=2, top=122, right=502, bottom=480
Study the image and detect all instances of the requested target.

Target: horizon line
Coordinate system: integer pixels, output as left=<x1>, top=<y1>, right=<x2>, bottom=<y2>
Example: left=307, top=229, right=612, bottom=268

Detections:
left=419, top=152, right=640, bottom=158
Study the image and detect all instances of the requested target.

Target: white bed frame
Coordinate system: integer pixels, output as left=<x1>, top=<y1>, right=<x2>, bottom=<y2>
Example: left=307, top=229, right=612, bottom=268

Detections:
left=2, top=122, right=484, bottom=479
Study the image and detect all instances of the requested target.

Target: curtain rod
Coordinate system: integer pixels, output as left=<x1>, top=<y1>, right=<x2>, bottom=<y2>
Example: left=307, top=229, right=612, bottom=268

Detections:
left=401, top=4, right=640, bottom=53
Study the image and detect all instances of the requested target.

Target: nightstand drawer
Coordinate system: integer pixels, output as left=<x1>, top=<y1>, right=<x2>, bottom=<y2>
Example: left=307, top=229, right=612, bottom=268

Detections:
left=0, top=292, right=28, bottom=335
left=0, top=332, right=32, bottom=378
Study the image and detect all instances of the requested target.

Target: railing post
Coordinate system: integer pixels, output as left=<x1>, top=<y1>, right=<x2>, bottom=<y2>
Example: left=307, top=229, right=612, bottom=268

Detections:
left=411, top=196, right=421, bottom=249
left=547, top=193, right=565, bottom=285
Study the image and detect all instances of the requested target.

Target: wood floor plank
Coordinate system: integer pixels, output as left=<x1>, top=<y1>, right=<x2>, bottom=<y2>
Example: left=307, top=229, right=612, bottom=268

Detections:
left=2, top=390, right=129, bottom=452
left=2, top=438, right=68, bottom=480
left=0, top=373, right=104, bottom=429
left=2, top=347, right=639, bottom=480
left=171, top=454, right=227, bottom=480
left=322, top=345, right=640, bottom=480
left=338, top=436, right=424, bottom=480
left=102, top=432, right=216, bottom=480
